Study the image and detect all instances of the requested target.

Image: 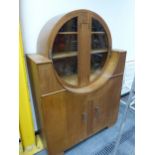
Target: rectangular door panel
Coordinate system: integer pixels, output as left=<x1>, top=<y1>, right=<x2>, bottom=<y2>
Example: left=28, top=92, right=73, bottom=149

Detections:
left=64, top=92, right=88, bottom=147
left=92, top=97, right=108, bottom=133
left=41, top=92, right=68, bottom=154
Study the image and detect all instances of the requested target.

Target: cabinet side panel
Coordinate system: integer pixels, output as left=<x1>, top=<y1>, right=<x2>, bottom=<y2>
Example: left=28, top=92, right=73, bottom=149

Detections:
left=112, top=51, right=126, bottom=75
left=26, top=57, right=47, bottom=147
left=105, top=76, right=124, bottom=126
left=104, top=52, right=126, bottom=126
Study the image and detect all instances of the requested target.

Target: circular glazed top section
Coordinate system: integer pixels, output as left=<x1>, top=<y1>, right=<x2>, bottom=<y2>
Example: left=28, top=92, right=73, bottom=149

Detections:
left=37, top=9, right=113, bottom=93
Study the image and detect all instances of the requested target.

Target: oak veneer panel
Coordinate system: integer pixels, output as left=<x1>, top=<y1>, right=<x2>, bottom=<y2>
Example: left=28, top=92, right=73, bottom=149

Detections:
left=27, top=54, right=63, bottom=94
left=64, top=92, right=88, bottom=146
left=41, top=93, right=68, bottom=155
left=27, top=54, right=52, bottom=64
left=39, top=72, right=124, bottom=154
left=27, top=51, right=126, bottom=155
left=26, top=57, right=47, bottom=146
left=41, top=91, right=89, bottom=153
left=106, top=76, right=124, bottom=126
left=86, top=100, right=94, bottom=136
left=38, top=63, right=63, bottom=94
left=92, top=97, right=108, bottom=133
left=112, top=51, right=126, bottom=75
left=94, top=76, right=124, bottom=128
left=86, top=74, right=124, bottom=134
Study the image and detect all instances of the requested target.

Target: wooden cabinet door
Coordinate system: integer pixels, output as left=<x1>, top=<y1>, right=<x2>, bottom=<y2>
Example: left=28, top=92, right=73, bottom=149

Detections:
left=64, top=92, right=88, bottom=147
left=92, top=96, right=108, bottom=133
left=41, top=91, right=88, bottom=152
left=41, top=92, right=68, bottom=155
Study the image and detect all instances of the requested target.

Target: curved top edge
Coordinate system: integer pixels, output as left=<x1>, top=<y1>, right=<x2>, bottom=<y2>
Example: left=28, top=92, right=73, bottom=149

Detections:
left=37, top=9, right=112, bottom=56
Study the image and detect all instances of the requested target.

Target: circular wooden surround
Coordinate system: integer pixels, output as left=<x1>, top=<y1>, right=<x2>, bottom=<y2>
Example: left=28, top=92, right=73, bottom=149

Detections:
left=37, top=9, right=115, bottom=93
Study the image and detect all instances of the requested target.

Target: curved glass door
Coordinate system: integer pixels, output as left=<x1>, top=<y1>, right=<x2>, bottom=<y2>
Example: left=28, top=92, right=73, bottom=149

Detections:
left=52, top=17, right=78, bottom=86
left=51, top=16, right=109, bottom=87
left=90, top=18, right=109, bottom=82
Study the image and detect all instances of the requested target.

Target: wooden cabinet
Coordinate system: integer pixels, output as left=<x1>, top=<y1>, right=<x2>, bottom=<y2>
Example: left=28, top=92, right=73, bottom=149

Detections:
left=27, top=9, right=126, bottom=155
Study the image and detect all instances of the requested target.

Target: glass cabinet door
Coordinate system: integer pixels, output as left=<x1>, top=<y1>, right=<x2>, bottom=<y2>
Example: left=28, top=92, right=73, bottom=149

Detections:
left=51, top=16, right=109, bottom=87
left=52, top=17, right=78, bottom=86
left=52, top=34, right=77, bottom=53
left=90, top=18, right=109, bottom=82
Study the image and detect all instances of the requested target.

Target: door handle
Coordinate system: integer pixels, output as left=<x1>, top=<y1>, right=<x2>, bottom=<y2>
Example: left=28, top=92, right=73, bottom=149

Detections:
left=95, top=106, right=100, bottom=118
left=82, top=112, right=88, bottom=123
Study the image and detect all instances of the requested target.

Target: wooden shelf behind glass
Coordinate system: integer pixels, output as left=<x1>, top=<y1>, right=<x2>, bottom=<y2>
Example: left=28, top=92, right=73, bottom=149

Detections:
left=58, top=32, right=104, bottom=34
left=58, top=32, right=78, bottom=34
left=91, top=49, right=108, bottom=54
left=52, top=51, right=77, bottom=59
left=52, top=49, right=108, bottom=60
left=91, top=32, right=105, bottom=34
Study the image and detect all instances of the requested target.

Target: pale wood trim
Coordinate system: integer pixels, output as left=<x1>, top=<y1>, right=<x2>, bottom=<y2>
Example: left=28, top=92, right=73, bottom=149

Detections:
left=78, top=12, right=91, bottom=86
left=91, top=32, right=105, bottom=34
left=58, top=32, right=78, bottom=34
left=41, top=89, right=66, bottom=97
left=52, top=49, right=108, bottom=60
left=91, top=49, right=108, bottom=54
left=52, top=51, right=77, bottom=59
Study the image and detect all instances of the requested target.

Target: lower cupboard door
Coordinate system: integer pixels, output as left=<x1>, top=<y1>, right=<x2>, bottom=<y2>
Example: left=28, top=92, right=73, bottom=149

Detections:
left=64, top=92, right=88, bottom=147
left=92, top=98, right=108, bottom=133
left=41, top=92, right=68, bottom=154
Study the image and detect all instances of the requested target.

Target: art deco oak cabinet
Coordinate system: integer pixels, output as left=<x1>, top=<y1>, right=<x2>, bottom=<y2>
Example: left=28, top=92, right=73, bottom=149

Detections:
left=27, top=9, right=126, bottom=155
